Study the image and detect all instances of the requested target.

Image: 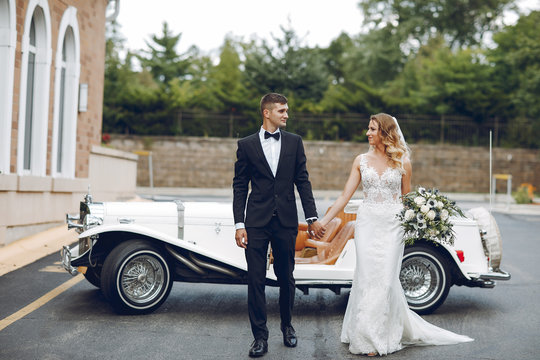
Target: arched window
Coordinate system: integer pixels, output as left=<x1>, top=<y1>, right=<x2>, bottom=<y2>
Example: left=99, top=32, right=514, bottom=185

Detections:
left=0, top=0, right=16, bottom=174
left=17, top=0, right=51, bottom=176
left=52, top=7, right=80, bottom=178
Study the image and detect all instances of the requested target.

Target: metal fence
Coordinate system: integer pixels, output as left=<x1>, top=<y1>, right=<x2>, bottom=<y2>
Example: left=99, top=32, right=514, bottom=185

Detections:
left=171, top=110, right=538, bottom=148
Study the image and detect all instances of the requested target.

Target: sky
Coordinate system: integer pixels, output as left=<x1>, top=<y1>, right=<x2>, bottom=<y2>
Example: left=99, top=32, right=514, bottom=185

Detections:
left=115, top=0, right=363, bottom=55
left=115, top=0, right=539, bottom=56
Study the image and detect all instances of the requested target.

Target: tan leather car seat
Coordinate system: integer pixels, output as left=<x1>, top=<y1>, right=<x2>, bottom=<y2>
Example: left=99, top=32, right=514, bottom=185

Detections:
left=294, top=218, right=341, bottom=258
left=325, top=207, right=357, bottom=234
left=295, top=220, right=355, bottom=265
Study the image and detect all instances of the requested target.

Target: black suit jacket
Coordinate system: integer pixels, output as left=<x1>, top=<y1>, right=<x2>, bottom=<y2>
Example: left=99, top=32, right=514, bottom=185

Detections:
left=233, top=130, right=317, bottom=228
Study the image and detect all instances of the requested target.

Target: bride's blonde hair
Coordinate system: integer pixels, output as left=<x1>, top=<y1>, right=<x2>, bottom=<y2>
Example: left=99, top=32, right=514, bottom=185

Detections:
left=369, top=113, right=410, bottom=173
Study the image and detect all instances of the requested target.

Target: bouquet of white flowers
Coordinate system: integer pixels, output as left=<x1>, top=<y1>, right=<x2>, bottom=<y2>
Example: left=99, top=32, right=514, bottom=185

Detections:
left=397, top=187, right=465, bottom=246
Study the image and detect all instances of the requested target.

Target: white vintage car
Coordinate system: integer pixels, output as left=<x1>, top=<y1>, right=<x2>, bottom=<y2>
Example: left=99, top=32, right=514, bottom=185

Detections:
left=61, top=193, right=510, bottom=315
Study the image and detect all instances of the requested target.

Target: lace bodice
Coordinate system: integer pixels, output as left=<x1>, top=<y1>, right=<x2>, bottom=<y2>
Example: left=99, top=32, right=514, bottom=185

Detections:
left=360, top=154, right=402, bottom=205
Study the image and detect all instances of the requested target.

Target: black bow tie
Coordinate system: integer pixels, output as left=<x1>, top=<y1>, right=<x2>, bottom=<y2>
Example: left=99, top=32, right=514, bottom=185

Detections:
left=264, top=131, right=280, bottom=141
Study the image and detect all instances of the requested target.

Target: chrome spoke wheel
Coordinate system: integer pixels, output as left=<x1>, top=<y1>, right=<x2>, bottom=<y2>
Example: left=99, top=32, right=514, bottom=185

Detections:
left=400, top=257, right=440, bottom=305
left=120, top=255, right=165, bottom=304
left=401, top=245, right=451, bottom=314
left=102, top=240, right=172, bottom=314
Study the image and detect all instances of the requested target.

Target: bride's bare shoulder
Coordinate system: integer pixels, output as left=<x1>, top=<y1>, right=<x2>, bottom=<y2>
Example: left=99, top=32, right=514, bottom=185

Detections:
left=359, top=151, right=375, bottom=161
left=354, top=152, right=368, bottom=163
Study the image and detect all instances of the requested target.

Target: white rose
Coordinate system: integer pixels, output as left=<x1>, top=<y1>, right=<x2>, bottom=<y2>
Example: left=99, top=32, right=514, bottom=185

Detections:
left=441, top=209, right=449, bottom=220
left=427, top=210, right=436, bottom=220
left=414, top=196, right=426, bottom=205
left=436, top=201, right=444, bottom=209
left=421, top=205, right=430, bottom=214
left=405, top=209, right=415, bottom=221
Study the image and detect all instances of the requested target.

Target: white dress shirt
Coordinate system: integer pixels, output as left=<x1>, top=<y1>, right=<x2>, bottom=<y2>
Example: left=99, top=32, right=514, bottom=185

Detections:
left=259, top=127, right=281, bottom=177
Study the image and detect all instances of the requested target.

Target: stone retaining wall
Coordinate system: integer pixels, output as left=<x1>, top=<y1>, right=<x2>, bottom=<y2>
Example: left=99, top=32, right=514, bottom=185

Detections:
left=108, top=135, right=539, bottom=193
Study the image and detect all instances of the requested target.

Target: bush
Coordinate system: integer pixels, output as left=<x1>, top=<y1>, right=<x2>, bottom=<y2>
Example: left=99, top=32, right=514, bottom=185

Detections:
left=513, top=183, right=536, bottom=204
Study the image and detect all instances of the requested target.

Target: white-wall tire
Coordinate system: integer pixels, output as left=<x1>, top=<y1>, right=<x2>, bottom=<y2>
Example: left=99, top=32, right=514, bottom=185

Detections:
left=401, top=245, right=451, bottom=314
left=101, top=240, right=172, bottom=314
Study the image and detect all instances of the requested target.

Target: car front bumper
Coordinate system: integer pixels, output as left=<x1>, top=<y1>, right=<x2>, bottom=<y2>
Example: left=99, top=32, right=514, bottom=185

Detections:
left=61, top=245, right=80, bottom=276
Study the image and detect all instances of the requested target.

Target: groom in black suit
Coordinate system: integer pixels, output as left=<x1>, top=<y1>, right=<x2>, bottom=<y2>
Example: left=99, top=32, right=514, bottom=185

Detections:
left=233, top=93, right=324, bottom=357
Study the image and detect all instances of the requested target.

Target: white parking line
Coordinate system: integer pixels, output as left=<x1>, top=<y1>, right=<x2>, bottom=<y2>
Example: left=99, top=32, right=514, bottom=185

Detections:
left=0, top=274, right=83, bottom=332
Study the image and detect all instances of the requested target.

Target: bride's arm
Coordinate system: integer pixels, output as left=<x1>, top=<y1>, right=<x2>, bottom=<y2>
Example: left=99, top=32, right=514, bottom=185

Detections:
left=319, top=155, right=362, bottom=227
left=401, top=156, right=412, bottom=195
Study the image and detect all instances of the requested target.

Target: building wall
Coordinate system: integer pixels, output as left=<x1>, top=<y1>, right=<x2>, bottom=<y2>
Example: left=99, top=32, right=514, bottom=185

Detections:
left=9, top=0, right=106, bottom=177
left=0, top=1, right=137, bottom=247
left=109, top=135, right=540, bottom=194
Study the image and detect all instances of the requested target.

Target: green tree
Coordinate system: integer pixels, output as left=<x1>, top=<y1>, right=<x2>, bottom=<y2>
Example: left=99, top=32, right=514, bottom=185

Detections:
left=102, top=21, right=141, bottom=134
left=384, top=37, right=498, bottom=118
left=490, top=10, right=540, bottom=118
left=243, top=24, right=330, bottom=109
left=138, top=22, right=191, bottom=86
left=212, top=38, right=249, bottom=110
left=359, top=0, right=516, bottom=49
left=321, top=32, right=354, bottom=85
left=343, top=26, right=405, bottom=86
left=103, top=21, right=179, bottom=135
left=489, top=10, right=540, bottom=147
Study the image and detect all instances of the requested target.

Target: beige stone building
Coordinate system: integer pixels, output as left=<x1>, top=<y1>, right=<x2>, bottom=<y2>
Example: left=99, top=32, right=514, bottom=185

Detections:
left=0, top=0, right=136, bottom=246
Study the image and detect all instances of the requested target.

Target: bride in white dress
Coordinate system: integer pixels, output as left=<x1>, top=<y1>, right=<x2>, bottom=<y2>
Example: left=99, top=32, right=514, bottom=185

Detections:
left=318, top=113, right=473, bottom=356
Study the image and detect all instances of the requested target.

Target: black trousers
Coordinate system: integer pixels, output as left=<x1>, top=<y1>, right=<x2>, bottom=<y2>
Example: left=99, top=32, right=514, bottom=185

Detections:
left=245, top=216, right=297, bottom=340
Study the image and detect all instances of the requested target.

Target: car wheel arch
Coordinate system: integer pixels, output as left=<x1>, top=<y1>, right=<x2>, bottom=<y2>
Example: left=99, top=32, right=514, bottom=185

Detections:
left=405, top=240, right=467, bottom=282
left=84, top=231, right=169, bottom=264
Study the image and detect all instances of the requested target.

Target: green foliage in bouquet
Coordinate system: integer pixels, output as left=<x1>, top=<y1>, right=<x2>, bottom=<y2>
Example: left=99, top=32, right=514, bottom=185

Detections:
left=397, top=187, right=465, bottom=246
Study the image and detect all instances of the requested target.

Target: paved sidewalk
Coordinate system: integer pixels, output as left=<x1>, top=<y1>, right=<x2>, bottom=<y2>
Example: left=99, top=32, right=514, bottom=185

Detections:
left=0, top=225, right=77, bottom=276
left=1, top=188, right=538, bottom=277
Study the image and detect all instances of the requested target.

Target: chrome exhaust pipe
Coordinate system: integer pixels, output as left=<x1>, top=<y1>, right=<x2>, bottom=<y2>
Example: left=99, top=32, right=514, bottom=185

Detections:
left=165, top=245, right=205, bottom=275
left=165, top=245, right=240, bottom=278
left=188, top=252, right=240, bottom=278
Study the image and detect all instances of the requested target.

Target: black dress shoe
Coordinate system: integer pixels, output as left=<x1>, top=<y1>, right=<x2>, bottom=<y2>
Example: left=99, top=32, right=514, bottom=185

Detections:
left=249, top=339, right=268, bottom=357
left=282, top=325, right=297, bottom=347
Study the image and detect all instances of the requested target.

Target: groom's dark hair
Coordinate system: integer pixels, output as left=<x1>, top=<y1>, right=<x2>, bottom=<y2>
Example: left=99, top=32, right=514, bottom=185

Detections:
left=260, top=93, right=288, bottom=115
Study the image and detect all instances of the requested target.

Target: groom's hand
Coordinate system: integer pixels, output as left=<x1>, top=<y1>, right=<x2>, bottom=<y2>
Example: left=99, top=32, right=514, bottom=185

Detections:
left=308, top=221, right=325, bottom=239
left=235, top=229, right=248, bottom=249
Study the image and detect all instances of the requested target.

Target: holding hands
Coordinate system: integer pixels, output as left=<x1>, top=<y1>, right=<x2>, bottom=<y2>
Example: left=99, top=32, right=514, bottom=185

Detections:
left=236, top=220, right=327, bottom=249
left=308, top=220, right=326, bottom=239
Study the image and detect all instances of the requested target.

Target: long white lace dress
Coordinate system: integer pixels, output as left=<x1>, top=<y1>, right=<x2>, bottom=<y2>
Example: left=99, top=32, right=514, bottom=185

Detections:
left=341, top=154, right=473, bottom=355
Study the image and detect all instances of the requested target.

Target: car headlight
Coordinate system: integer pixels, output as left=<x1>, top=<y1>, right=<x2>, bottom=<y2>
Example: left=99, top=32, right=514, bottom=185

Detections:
left=83, top=214, right=103, bottom=231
